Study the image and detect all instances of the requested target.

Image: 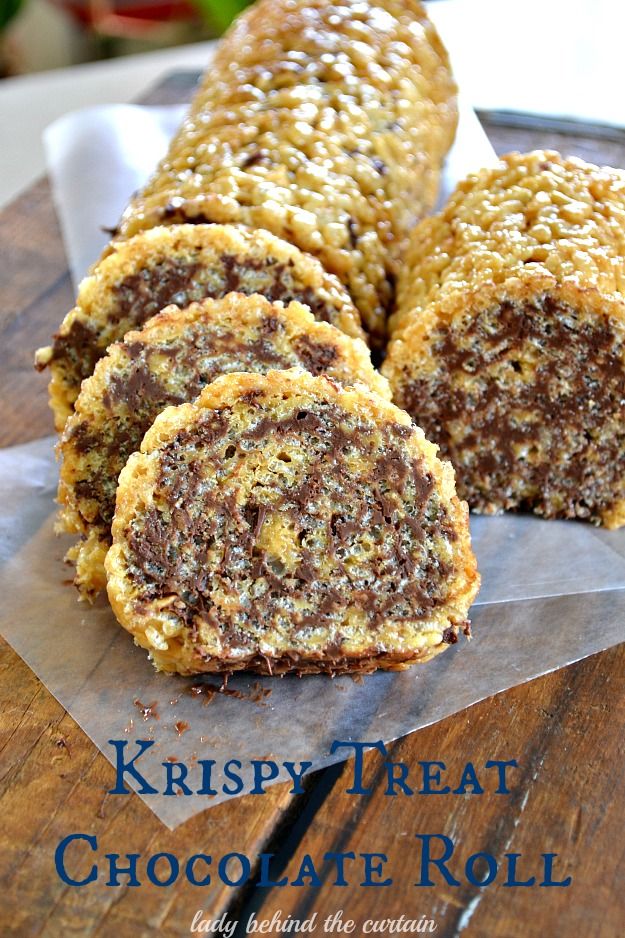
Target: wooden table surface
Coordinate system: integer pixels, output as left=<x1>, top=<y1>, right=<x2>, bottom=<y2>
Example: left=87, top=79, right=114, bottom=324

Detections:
left=0, top=74, right=624, bottom=938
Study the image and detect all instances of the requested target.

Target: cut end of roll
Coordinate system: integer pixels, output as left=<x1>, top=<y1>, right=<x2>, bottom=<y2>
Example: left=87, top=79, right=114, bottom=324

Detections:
left=56, top=293, right=388, bottom=601
left=105, top=369, right=479, bottom=675
left=39, top=223, right=366, bottom=431
left=384, top=151, right=625, bottom=528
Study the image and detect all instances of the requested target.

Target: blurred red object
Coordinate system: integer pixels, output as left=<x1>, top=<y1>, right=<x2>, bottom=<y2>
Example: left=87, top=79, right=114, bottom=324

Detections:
left=49, top=0, right=199, bottom=37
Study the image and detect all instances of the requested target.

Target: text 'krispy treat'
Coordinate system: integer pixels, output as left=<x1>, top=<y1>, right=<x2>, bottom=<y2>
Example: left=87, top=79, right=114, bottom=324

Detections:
left=114, top=0, right=458, bottom=341
left=383, top=151, right=625, bottom=528
left=58, top=294, right=389, bottom=599
left=36, top=224, right=364, bottom=430
left=106, top=370, right=479, bottom=675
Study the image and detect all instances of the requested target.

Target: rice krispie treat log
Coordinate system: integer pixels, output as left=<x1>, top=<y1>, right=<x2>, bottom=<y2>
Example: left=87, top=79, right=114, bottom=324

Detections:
left=106, top=370, right=479, bottom=676
left=383, top=151, right=625, bottom=528
left=58, top=294, right=389, bottom=599
left=35, top=224, right=364, bottom=430
left=113, top=0, right=458, bottom=341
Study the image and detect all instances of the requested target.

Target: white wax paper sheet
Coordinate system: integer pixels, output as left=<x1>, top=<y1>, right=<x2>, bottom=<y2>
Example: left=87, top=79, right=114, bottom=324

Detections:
left=1, top=437, right=624, bottom=830
left=1, top=93, right=623, bottom=829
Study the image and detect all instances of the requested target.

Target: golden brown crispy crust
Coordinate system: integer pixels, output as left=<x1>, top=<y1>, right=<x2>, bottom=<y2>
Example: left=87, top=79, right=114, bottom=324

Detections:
left=57, top=294, right=389, bottom=600
left=35, top=223, right=365, bottom=431
left=383, top=151, right=625, bottom=528
left=106, top=370, right=479, bottom=675
left=113, top=0, right=458, bottom=341
left=389, top=150, right=625, bottom=336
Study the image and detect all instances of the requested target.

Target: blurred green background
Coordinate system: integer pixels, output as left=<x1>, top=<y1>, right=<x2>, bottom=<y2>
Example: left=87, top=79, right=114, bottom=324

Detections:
left=0, top=0, right=251, bottom=76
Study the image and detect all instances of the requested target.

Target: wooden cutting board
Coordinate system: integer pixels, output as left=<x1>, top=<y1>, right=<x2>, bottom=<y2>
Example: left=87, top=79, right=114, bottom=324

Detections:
left=0, top=73, right=623, bottom=937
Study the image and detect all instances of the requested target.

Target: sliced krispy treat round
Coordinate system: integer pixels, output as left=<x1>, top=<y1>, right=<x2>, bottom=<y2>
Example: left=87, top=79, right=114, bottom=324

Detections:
left=383, top=151, right=625, bottom=528
left=58, top=294, right=389, bottom=600
left=35, top=224, right=364, bottom=431
left=105, top=369, right=479, bottom=676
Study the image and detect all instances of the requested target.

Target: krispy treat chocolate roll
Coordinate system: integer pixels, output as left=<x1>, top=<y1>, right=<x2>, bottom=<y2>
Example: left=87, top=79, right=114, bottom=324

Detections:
left=113, top=0, right=458, bottom=341
left=106, top=370, right=479, bottom=675
left=58, top=294, right=389, bottom=599
left=35, top=224, right=363, bottom=431
left=383, top=151, right=625, bottom=528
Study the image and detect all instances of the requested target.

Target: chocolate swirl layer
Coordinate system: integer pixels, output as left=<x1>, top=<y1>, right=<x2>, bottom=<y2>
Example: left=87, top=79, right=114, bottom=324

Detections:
left=106, top=370, right=479, bottom=675
left=37, top=225, right=364, bottom=430
left=58, top=295, right=388, bottom=599
left=383, top=152, right=625, bottom=528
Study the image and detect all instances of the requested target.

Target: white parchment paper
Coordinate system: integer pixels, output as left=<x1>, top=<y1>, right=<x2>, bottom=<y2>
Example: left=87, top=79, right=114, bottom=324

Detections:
left=1, top=437, right=624, bottom=830
left=1, top=96, right=623, bottom=829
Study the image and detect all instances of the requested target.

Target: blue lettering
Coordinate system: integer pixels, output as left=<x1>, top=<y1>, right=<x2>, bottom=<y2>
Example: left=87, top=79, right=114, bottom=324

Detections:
left=108, top=739, right=157, bottom=795
left=415, top=834, right=460, bottom=886
left=55, top=833, right=98, bottom=887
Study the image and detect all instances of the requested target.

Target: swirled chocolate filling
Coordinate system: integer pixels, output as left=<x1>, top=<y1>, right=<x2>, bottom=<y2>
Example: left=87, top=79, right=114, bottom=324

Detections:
left=66, top=317, right=354, bottom=533
left=122, top=404, right=459, bottom=652
left=48, top=253, right=351, bottom=395
left=398, top=295, right=625, bottom=523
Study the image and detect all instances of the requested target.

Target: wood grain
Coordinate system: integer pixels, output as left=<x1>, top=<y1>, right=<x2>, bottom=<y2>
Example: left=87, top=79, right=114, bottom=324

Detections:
left=0, top=178, right=74, bottom=446
left=249, top=645, right=625, bottom=937
left=0, top=72, right=623, bottom=937
left=0, top=639, right=303, bottom=938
